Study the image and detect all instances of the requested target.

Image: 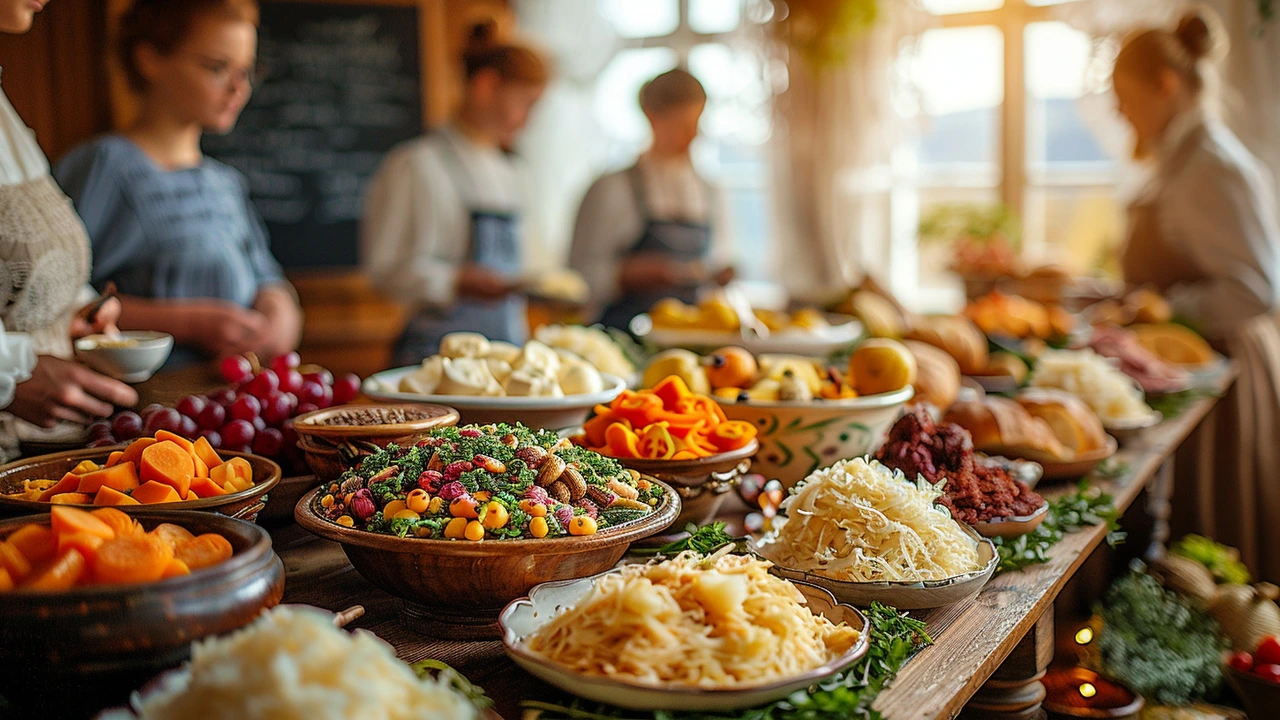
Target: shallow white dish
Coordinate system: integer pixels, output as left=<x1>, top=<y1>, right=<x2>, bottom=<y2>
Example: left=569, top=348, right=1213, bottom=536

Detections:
left=632, top=313, right=864, bottom=356
left=73, top=331, right=172, bottom=383
left=753, top=523, right=998, bottom=610
left=362, top=369, right=626, bottom=430
left=499, top=569, right=870, bottom=712
left=1103, top=411, right=1162, bottom=445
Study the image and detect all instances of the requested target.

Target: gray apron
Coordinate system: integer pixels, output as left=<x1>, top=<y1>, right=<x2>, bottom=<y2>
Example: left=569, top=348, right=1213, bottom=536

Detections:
left=394, top=136, right=527, bottom=364
left=599, top=164, right=713, bottom=331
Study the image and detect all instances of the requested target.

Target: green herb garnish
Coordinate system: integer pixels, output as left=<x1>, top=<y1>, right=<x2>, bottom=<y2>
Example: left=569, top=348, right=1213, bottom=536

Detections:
left=993, top=481, right=1124, bottom=573
left=411, top=658, right=494, bottom=710
left=1146, top=387, right=1215, bottom=419
left=631, top=521, right=739, bottom=557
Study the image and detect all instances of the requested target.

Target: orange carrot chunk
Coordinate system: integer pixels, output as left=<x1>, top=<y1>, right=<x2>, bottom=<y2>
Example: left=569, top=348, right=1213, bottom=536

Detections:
left=26, top=548, right=88, bottom=590
left=93, top=485, right=141, bottom=506
left=49, top=492, right=93, bottom=505
left=91, top=507, right=141, bottom=538
left=0, top=566, right=12, bottom=591
left=131, top=481, right=181, bottom=505
left=175, top=534, right=234, bottom=571
left=93, top=534, right=172, bottom=585
left=117, top=437, right=157, bottom=469
left=36, top=473, right=81, bottom=503
left=153, top=430, right=195, bottom=453
left=140, top=441, right=194, bottom=499
left=0, top=541, right=32, bottom=584
left=50, top=506, right=116, bottom=540
left=76, top=462, right=140, bottom=494
left=150, top=523, right=195, bottom=551
left=192, top=436, right=223, bottom=469
left=188, top=476, right=227, bottom=499
left=104, top=451, right=125, bottom=468
left=56, top=532, right=106, bottom=563
left=6, top=524, right=56, bottom=564
left=160, top=557, right=191, bottom=579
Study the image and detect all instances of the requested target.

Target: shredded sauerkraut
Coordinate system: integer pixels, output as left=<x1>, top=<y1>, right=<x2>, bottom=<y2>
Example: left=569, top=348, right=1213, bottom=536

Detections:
left=1029, top=348, right=1153, bottom=422
left=115, top=606, right=476, bottom=720
left=756, top=458, right=983, bottom=582
left=526, top=550, right=860, bottom=687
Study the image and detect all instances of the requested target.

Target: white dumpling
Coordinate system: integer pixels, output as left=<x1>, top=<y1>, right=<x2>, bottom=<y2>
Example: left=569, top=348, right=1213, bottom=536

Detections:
left=485, top=341, right=522, bottom=364
left=399, top=356, right=444, bottom=395
left=559, top=362, right=604, bottom=396
left=436, top=357, right=503, bottom=396
left=485, top=358, right=514, bottom=384
left=504, top=367, right=563, bottom=397
left=514, top=340, right=561, bottom=375
left=439, top=332, right=491, bottom=359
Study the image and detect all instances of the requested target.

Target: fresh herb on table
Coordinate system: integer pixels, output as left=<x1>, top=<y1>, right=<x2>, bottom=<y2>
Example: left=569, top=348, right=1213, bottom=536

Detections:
left=1090, top=571, right=1225, bottom=705
left=1146, top=388, right=1214, bottom=419
left=631, top=521, right=741, bottom=557
left=522, top=602, right=932, bottom=720
left=411, top=658, right=494, bottom=711
left=993, top=482, right=1124, bottom=574
left=1170, top=534, right=1251, bottom=585
left=1091, top=459, right=1129, bottom=480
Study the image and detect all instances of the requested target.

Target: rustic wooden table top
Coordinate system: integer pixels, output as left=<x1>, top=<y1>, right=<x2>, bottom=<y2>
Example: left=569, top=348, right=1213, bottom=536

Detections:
left=270, top=372, right=1234, bottom=720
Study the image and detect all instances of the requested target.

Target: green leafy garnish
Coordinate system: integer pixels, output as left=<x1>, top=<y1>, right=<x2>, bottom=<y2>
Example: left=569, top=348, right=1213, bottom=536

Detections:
left=411, top=658, right=494, bottom=710
left=631, top=522, right=740, bottom=557
left=1092, top=459, right=1129, bottom=480
left=1146, top=388, right=1215, bottom=420
left=993, top=482, right=1124, bottom=573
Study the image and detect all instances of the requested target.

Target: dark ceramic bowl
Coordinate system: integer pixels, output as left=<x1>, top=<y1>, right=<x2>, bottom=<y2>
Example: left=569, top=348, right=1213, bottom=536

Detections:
left=0, top=446, right=281, bottom=523
left=292, top=403, right=459, bottom=480
left=0, top=510, right=284, bottom=714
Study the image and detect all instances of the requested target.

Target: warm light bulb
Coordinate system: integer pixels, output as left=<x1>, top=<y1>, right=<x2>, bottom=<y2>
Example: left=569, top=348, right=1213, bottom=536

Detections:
left=1079, top=682, right=1097, bottom=699
left=1075, top=627, right=1094, bottom=645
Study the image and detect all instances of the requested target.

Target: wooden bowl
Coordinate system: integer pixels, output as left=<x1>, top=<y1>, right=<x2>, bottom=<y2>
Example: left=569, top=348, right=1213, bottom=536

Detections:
left=0, top=446, right=281, bottom=523
left=294, top=481, right=681, bottom=639
left=258, top=474, right=322, bottom=526
left=0, top=510, right=284, bottom=714
left=610, top=441, right=757, bottom=526
left=292, top=403, right=459, bottom=480
left=1225, top=665, right=1280, bottom=720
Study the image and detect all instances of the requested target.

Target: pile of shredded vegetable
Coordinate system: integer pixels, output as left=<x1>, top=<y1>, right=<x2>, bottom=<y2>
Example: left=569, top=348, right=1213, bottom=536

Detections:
left=756, top=458, right=983, bottom=582
left=1030, top=349, right=1152, bottom=422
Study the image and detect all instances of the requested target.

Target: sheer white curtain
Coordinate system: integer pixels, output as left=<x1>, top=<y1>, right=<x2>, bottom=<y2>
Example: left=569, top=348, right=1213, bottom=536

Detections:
left=768, top=4, right=928, bottom=304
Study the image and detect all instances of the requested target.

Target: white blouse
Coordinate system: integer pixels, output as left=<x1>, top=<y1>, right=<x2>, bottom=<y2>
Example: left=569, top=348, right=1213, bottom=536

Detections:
left=360, top=125, right=528, bottom=309
left=568, top=153, right=734, bottom=312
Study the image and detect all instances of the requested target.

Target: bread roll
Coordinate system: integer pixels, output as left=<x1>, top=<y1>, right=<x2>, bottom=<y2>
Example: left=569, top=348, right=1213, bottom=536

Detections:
left=904, top=340, right=960, bottom=411
left=1015, top=388, right=1108, bottom=455
left=943, top=397, right=1069, bottom=461
left=906, top=315, right=989, bottom=375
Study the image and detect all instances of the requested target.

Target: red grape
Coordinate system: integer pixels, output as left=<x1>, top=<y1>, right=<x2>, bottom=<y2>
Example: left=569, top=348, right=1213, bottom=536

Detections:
left=176, top=395, right=206, bottom=419
left=261, top=392, right=297, bottom=426
left=143, top=408, right=183, bottom=435
left=87, top=438, right=117, bottom=448
left=1229, top=651, right=1254, bottom=673
left=1254, top=664, right=1280, bottom=685
left=332, top=373, right=361, bottom=405
left=297, top=381, right=324, bottom=406
left=198, top=429, right=222, bottom=448
left=179, top=416, right=199, bottom=438
left=302, top=370, right=333, bottom=387
left=139, top=403, right=166, bottom=419
left=196, top=402, right=226, bottom=431
left=278, top=368, right=304, bottom=394
left=270, top=352, right=301, bottom=375
left=253, top=427, right=284, bottom=456
left=221, top=419, right=256, bottom=446
left=208, top=388, right=237, bottom=407
left=221, top=355, right=253, bottom=384
left=314, top=384, right=333, bottom=409
left=223, top=444, right=252, bottom=455
left=229, top=395, right=261, bottom=423
left=88, top=420, right=114, bottom=440
left=251, top=416, right=267, bottom=433
left=110, top=412, right=144, bottom=440
left=245, top=369, right=280, bottom=400
left=296, top=402, right=319, bottom=416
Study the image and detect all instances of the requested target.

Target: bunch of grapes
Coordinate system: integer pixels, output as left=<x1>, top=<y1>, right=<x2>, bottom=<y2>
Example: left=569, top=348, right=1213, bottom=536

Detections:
left=87, top=352, right=362, bottom=475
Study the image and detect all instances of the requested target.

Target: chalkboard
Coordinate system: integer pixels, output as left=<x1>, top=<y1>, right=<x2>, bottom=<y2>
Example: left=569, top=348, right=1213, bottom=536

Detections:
left=203, top=1, right=423, bottom=269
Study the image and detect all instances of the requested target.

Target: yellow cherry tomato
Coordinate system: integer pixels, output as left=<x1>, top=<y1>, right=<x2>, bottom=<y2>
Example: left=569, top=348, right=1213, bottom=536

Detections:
left=518, top=499, right=548, bottom=517
left=474, top=491, right=491, bottom=502
left=406, top=489, right=430, bottom=514
left=529, top=516, right=549, bottom=538
left=479, top=501, right=509, bottom=529
left=568, top=516, right=598, bottom=536
left=450, top=496, right=480, bottom=519
left=464, top=520, right=486, bottom=541
left=393, top=509, right=421, bottom=521
left=444, top=517, right=469, bottom=539
left=427, top=496, right=444, bottom=514
left=382, top=499, right=408, bottom=518
left=336, top=515, right=354, bottom=527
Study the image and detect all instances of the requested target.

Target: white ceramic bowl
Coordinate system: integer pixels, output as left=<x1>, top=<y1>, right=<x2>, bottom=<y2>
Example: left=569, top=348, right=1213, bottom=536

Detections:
left=499, top=570, right=870, bottom=711
left=753, top=524, right=998, bottom=611
left=73, top=331, right=173, bottom=383
left=718, top=386, right=914, bottom=489
left=632, top=313, right=864, bottom=356
left=361, top=370, right=626, bottom=430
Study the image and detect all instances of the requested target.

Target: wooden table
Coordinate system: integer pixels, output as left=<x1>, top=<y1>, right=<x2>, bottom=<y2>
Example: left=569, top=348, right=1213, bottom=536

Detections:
left=272, top=374, right=1233, bottom=720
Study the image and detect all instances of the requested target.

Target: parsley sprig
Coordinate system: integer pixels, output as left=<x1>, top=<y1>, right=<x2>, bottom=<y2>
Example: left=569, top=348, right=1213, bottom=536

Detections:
left=993, top=481, right=1124, bottom=573
left=631, top=521, right=741, bottom=557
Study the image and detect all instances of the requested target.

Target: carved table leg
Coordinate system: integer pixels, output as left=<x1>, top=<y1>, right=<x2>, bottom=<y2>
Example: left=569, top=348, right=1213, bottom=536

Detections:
left=1144, top=459, right=1174, bottom=562
left=960, top=609, right=1054, bottom=720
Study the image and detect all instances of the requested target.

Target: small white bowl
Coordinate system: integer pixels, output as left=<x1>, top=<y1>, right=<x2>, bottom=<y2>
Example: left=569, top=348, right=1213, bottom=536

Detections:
left=74, top=331, right=173, bottom=383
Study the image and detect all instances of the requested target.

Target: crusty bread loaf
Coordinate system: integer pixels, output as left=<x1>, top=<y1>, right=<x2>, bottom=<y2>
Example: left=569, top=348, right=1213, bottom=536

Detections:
left=904, top=340, right=961, bottom=411
left=1015, top=388, right=1108, bottom=455
left=906, top=315, right=989, bottom=375
left=943, top=396, right=1069, bottom=461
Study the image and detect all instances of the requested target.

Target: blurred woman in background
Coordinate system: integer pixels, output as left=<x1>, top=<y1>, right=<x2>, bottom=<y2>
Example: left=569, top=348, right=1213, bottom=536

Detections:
left=56, top=0, right=302, bottom=368
left=570, top=69, right=734, bottom=331
left=1113, top=9, right=1280, bottom=580
left=0, top=0, right=138, bottom=460
left=361, top=24, right=548, bottom=363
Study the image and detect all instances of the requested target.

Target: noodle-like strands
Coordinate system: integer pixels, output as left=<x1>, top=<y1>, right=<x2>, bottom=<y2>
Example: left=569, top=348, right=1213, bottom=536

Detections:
left=525, top=552, right=861, bottom=687
left=757, top=458, right=983, bottom=582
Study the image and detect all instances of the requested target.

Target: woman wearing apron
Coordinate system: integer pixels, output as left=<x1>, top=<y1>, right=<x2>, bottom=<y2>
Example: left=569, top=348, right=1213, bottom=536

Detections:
left=1113, top=9, right=1280, bottom=581
left=362, top=25, right=548, bottom=363
left=570, top=69, right=735, bottom=331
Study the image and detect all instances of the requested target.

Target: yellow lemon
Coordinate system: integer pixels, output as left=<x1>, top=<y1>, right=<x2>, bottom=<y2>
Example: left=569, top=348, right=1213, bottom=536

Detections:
left=850, top=338, right=917, bottom=396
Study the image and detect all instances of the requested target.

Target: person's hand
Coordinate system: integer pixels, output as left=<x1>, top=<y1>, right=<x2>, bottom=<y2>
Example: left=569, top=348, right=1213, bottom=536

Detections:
left=69, top=296, right=124, bottom=340
left=456, top=264, right=516, bottom=301
left=186, top=301, right=272, bottom=356
left=714, top=266, right=736, bottom=286
left=252, top=286, right=304, bottom=359
left=619, top=254, right=704, bottom=292
left=9, top=356, right=139, bottom=428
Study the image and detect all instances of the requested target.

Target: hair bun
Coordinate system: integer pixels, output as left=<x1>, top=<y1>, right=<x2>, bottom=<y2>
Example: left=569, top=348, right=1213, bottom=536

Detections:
left=1174, top=9, right=1224, bottom=61
left=468, top=20, right=497, bottom=51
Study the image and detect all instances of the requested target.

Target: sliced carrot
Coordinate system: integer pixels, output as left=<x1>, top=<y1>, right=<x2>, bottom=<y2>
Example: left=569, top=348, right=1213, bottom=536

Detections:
left=71, top=460, right=100, bottom=475
left=192, top=452, right=209, bottom=479
left=76, top=462, right=140, bottom=494
left=104, top=451, right=125, bottom=468
left=189, top=477, right=227, bottom=501
left=175, top=533, right=233, bottom=571
left=211, top=457, right=253, bottom=492
left=151, top=523, right=195, bottom=551
left=91, top=507, right=141, bottom=538
left=37, top=473, right=81, bottom=502
left=131, top=481, right=181, bottom=504
left=140, top=441, right=194, bottom=499
left=26, top=549, right=87, bottom=590
left=118, top=437, right=156, bottom=469
left=93, top=485, right=141, bottom=506
left=160, top=557, right=190, bottom=579
left=7, top=524, right=56, bottom=564
left=0, top=541, right=32, bottom=583
left=49, top=492, right=93, bottom=505
left=50, top=506, right=116, bottom=540
left=93, top=534, right=172, bottom=584
left=0, top=566, right=11, bottom=591
left=154, top=430, right=194, bottom=453
left=192, top=436, right=223, bottom=469
left=56, top=532, right=105, bottom=562
left=581, top=413, right=615, bottom=449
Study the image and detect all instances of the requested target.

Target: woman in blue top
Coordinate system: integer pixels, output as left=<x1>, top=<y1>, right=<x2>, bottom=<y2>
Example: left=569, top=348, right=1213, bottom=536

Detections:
left=55, top=0, right=301, bottom=367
